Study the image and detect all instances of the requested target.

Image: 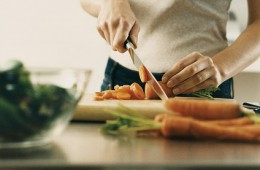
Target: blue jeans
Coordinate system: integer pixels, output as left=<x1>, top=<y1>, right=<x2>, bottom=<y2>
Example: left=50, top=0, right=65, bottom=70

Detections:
left=101, top=58, right=234, bottom=99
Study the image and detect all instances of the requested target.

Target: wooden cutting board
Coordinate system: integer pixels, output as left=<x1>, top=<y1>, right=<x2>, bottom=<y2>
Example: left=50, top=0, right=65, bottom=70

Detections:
left=72, top=94, right=167, bottom=121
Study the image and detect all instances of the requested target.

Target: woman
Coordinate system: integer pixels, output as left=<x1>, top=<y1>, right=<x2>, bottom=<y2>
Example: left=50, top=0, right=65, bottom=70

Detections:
left=81, top=0, right=260, bottom=98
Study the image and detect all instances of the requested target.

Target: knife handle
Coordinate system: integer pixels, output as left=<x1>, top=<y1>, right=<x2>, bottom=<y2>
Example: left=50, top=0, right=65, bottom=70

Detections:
left=124, top=37, right=134, bottom=50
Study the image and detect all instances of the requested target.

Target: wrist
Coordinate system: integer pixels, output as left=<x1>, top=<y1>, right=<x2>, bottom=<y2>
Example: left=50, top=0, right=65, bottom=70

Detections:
left=212, top=57, right=228, bottom=84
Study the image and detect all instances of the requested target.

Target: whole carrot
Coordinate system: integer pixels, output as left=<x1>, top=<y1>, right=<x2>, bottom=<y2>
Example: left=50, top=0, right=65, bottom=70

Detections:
left=155, top=114, right=254, bottom=126
left=159, top=115, right=260, bottom=142
left=206, top=117, right=254, bottom=126
left=101, top=104, right=260, bottom=143
left=164, top=97, right=254, bottom=120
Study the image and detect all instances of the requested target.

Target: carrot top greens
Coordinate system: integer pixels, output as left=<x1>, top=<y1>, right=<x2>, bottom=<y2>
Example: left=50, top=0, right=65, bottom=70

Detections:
left=190, top=87, right=220, bottom=99
left=100, top=103, right=161, bottom=135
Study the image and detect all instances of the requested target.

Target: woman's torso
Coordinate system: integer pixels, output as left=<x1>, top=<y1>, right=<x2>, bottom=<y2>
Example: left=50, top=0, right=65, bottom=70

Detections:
left=110, top=0, right=232, bottom=73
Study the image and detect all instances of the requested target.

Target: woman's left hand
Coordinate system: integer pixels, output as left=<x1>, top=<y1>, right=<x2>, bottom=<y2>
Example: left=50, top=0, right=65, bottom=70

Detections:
left=162, top=52, right=223, bottom=95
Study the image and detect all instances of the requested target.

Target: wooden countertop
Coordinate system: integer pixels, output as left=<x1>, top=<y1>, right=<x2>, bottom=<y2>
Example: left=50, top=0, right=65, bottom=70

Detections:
left=1, top=122, right=260, bottom=169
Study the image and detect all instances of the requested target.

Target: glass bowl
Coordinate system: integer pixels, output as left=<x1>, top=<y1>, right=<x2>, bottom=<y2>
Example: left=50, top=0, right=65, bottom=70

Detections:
left=0, top=60, right=91, bottom=148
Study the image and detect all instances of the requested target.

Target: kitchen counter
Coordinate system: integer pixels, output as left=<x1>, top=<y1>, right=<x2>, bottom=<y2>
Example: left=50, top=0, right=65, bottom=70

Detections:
left=1, top=122, right=260, bottom=170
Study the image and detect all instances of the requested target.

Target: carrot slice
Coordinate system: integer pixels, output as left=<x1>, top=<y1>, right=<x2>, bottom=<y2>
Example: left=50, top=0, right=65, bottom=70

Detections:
left=116, top=92, right=131, bottom=100
left=116, top=85, right=131, bottom=93
left=102, top=90, right=115, bottom=99
left=114, top=85, right=120, bottom=91
left=93, top=95, right=104, bottom=101
left=138, top=65, right=149, bottom=83
left=130, top=82, right=145, bottom=100
left=94, top=83, right=145, bottom=100
left=95, top=92, right=104, bottom=97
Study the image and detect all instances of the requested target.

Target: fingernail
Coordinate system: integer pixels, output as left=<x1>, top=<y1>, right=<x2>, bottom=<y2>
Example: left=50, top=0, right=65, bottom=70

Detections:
left=173, top=88, right=179, bottom=95
left=167, top=80, right=174, bottom=87
left=162, top=76, right=168, bottom=83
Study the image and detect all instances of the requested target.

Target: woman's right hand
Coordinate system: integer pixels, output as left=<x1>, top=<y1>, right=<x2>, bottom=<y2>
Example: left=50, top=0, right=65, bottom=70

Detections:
left=97, top=0, right=140, bottom=53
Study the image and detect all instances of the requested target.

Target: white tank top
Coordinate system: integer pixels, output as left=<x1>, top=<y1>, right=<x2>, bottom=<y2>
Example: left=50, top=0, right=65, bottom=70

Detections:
left=110, top=0, right=232, bottom=73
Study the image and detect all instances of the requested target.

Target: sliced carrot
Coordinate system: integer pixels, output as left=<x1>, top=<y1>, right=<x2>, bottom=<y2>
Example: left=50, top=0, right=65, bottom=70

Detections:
left=95, top=91, right=104, bottom=96
left=94, top=83, right=145, bottom=100
left=138, top=65, right=149, bottom=83
left=93, top=95, right=104, bottom=101
left=145, top=81, right=173, bottom=99
left=102, top=90, right=114, bottom=99
left=130, top=82, right=145, bottom=100
left=117, top=85, right=131, bottom=93
left=116, top=92, right=131, bottom=100
left=164, top=97, right=245, bottom=120
left=114, top=85, right=120, bottom=91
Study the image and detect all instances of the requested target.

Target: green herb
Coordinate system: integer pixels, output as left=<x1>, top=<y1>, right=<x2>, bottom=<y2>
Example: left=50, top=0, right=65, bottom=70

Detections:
left=190, top=87, right=220, bottom=99
left=100, top=103, right=161, bottom=135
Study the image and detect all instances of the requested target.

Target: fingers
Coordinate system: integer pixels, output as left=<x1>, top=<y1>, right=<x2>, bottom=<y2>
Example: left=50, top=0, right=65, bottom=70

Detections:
left=113, top=20, right=133, bottom=53
left=162, top=52, right=222, bottom=95
left=183, top=79, right=217, bottom=94
left=162, top=52, right=202, bottom=84
left=97, top=21, right=110, bottom=45
left=129, top=21, right=140, bottom=48
left=96, top=0, right=140, bottom=53
left=172, top=67, right=217, bottom=95
left=112, top=20, right=140, bottom=52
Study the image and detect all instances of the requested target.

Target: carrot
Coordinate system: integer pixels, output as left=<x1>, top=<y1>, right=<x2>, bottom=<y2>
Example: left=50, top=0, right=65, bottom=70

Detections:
left=101, top=104, right=260, bottom=142
left=114, top=85, right=120, bottom=91
left=130, top=82, right=145, bottom=100
left=138, top=65, right=149, bottom=83
left=234, top=125, right=260, bottom=136
left=164, top=97, right=254, bottom=120
left=93, top=95, right=104, bottom=101
left=156, top=113, right=254, bottom=126
left=95, top=92, right=104, bottom=96
left=206, top=117, right=254, bottom=126
left=145, top=81, right=173, bottom=99
left=102, top=90, right=115, bottom=99
left=159, top=115, right=260, bottom=142
left=114, top=85, right=131, bottom=93
left=116, top=92, right=131, bottom=100
left=94, top=83, right=146, bottom=100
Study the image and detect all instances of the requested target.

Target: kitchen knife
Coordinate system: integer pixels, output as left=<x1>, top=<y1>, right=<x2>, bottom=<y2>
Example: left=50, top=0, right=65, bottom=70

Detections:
left=125, top=39, right=168, bottom=100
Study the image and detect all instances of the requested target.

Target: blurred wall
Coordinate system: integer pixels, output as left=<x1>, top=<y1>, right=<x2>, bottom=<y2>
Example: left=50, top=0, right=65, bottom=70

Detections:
left=0, top=0, right=259, bottom=103
left=0, top=0, right=110, bottom=93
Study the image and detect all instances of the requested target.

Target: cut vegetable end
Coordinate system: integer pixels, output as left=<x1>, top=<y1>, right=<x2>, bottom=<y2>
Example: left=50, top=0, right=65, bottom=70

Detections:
left=130, top=83, right=145, bottom=100
left=138, top=65, right=149, bottom=83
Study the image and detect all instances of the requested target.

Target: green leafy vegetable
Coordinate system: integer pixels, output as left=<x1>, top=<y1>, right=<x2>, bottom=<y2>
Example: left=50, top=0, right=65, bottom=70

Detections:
left=100, top=103, right=161, bottom=135
left=190, top=87, right=220, bottom=99
left=0, top=60, right=78, bottom=141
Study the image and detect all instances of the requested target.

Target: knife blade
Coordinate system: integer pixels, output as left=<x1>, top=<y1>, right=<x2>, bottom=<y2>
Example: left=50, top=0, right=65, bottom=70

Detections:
left=125, top=39, right=168, bottom=100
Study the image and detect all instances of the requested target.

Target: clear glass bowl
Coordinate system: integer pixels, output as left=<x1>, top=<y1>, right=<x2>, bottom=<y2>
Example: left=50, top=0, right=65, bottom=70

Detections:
left=0, top=67, right=91, bottom=148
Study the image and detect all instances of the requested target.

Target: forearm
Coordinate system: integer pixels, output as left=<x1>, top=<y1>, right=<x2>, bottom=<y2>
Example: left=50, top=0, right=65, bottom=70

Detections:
left=213, top=19, right=260, bottom=82
left=80, top=0, right=103, bottom=17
